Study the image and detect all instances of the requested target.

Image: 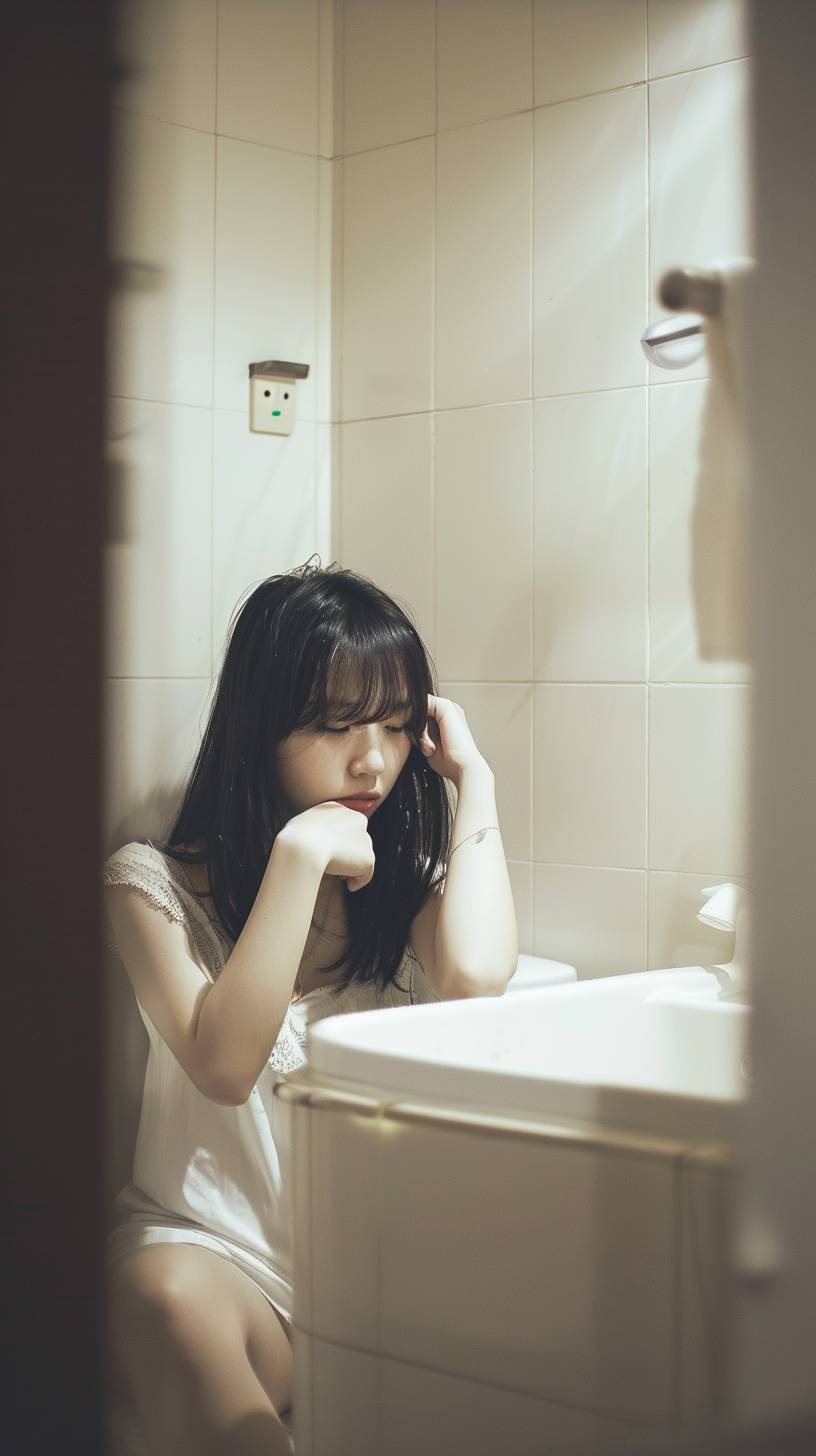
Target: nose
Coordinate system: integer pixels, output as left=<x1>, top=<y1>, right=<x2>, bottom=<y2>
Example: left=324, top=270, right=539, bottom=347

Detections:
left=349, top=724, right=387, bottom=775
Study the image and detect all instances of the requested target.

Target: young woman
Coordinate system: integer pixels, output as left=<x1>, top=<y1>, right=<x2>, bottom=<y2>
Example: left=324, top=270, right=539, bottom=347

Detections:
left=102, top=558, right=517, bottom=1455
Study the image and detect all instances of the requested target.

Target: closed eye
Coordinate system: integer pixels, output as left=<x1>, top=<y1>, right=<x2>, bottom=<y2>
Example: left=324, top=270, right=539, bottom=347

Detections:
left=322, top=724, right=412, bottom=735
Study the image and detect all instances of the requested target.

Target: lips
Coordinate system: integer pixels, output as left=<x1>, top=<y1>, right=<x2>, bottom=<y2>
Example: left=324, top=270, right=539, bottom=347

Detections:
left=337, top=796, right=380, bottom=814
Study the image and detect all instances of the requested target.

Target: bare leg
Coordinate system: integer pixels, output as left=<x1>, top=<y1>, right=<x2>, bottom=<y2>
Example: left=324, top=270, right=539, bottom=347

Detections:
left=122, top=1321, right=293, bottom=1456
left=107, top=1243, right=295, bottom=1456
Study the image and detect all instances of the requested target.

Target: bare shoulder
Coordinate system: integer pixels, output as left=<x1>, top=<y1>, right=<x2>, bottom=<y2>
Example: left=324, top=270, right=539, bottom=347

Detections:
left=103, top=877, right=229, bottom=1102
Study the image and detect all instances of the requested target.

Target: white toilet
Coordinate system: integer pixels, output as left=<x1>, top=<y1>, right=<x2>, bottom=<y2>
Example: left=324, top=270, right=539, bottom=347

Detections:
left=504, top=952, right=577, bottom=993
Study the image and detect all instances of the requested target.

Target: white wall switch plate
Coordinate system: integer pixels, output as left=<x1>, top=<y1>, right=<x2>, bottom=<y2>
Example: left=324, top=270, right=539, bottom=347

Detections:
left=249, top=376, right=297, bottom=436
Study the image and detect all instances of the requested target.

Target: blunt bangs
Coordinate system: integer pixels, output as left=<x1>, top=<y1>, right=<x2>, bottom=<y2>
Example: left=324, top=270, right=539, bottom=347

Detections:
left=294, top=610, right=429, bottom=739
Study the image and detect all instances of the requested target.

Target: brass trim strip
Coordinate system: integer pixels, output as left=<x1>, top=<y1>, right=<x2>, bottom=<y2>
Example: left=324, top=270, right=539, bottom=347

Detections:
left=271, top=1075, right=735, bottom=1172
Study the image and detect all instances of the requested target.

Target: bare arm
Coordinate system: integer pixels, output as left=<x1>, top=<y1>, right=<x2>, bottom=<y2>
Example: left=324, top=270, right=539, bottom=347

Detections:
left=194, top=834, right=327, bottom=1103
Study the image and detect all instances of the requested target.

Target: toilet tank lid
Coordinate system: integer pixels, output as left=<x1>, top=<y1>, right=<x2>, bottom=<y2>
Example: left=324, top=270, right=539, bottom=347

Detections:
left=507, top=954, right=577, bottom=991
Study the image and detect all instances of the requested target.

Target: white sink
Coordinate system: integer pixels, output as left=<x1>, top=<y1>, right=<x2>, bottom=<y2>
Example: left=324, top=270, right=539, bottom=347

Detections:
left=307, top=965, right=749, bottom=1145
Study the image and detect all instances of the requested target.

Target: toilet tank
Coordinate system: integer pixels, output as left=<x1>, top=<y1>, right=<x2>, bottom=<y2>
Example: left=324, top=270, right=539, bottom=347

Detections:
left=504, top=953, right=577, bottom=992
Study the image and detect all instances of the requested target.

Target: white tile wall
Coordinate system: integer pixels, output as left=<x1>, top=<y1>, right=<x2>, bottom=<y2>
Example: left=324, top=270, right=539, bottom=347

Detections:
left=108, top=109, right=215, bottom=408
left=534, top=389, right=648, bottom=682
left=533, top=686, right=647, bottom=867
left=341, top=137, right=434, bottom=421
left=532, top=864, right=647, bottom=977
left=104, top=676, right=214, bottom=850
left=342, top=0, right=436, bottom=155
left=648, top=684, right=750, bottom=876
left=214, top=136, right=319, bottom=418
left=337, top=0, right=753, bottom=977
left=533, top=87, right=648, bottom=398
left=105, top=398, right=212, bottom=679
left=106, top=0, right=329, bottom=856
left=339, top=415, right=435, bottom=652
left=216, top=0, right=320, bottom=152
left=436, top=112, right=532, bottom=411
left=648, top=0, right=751, bottom=79
left=211, top=410, right=319, bottom=663
left=437, top=0, right=533, bottom=132
left=435, top=403, right=532, bottom=679
left=533, top=0, right=646, bottom=106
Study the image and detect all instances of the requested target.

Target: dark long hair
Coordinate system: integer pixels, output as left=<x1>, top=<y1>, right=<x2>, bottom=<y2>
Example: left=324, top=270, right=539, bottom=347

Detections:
left=155, top=557, right=453, bottom=999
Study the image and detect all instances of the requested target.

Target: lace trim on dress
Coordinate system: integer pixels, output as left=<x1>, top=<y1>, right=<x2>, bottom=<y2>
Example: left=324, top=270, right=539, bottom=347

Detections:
left=101, top=846, right=216, bottom=972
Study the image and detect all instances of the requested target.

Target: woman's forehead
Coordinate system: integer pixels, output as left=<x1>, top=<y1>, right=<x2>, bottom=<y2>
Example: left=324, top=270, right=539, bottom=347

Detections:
left=324, top=658, right=413, bottom=710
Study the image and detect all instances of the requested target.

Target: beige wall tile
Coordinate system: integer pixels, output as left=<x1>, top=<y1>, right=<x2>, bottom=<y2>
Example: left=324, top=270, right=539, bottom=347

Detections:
left=339, top=414, right=434, bottom=653
left=343, top=0, right=436, bottom=155
left=211, top=411, right=319, bottom=667
left=534, top=389, right=647, bottom=681
left=104, top=676, right=214, bottom=853
left=648, top=0, right=751, bottom=79
left=648, top=684, right=750, bottom=875
left=314, top=422, right=335, bottom=567
left=533, top=863, right=647, bottom=977
left=316, top=158, right=335, bottom=424
left=438, top=0, right=533, bottom=132
left=534, top=87, right=647, bottom=397
left=105, top=399, right=212, bottom=679
left=435, top=403, right=532, bottom=680
left=533, top=686, right=647, bottom=867
left=217, top=0, right=319, bottom=152
left=341, top=138, right=434, bottom=421
left=214, top=136, right=318, bottom=417
left=534, top=0, right=646, bottom=105
left=436, top=112, right=532, bottom=410
left=109, top=111, right=215, bottom=407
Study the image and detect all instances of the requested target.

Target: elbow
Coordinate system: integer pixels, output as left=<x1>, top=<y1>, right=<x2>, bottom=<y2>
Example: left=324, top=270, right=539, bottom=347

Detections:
left=200, top=1070, right=253, bottom=1106
left=222, top=1076, right=257, bottom=1106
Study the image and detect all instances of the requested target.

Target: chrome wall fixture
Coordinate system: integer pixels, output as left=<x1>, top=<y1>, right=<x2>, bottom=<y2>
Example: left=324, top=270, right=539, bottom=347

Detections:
left=641, top=265, right=723, bottom=370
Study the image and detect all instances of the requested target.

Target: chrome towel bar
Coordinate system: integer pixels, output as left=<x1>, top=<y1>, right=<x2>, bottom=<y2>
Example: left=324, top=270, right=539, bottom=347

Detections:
left=271, top=1073, right=734, bottom=1172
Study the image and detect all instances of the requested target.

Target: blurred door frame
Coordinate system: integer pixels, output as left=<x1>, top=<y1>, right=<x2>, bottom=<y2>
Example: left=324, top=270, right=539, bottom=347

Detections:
left=1, top=2, right=112, bottom=1451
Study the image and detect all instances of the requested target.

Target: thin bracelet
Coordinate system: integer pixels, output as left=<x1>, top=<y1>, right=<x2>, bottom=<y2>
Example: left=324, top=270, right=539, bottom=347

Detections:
left=447, top=825, right=501, bottom=862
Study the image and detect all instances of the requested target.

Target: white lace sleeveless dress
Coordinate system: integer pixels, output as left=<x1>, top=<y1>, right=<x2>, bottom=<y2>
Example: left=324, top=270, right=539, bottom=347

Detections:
left=101, top=839, right=441, bottom=1333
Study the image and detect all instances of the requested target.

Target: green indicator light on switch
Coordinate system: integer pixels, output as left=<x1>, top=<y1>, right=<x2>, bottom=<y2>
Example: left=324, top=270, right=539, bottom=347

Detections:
left=272, top=410, right=281, bottom=416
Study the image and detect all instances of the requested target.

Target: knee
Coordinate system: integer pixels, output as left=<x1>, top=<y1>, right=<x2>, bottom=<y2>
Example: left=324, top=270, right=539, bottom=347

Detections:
left=108, top=1248, right=229, bottom=1373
